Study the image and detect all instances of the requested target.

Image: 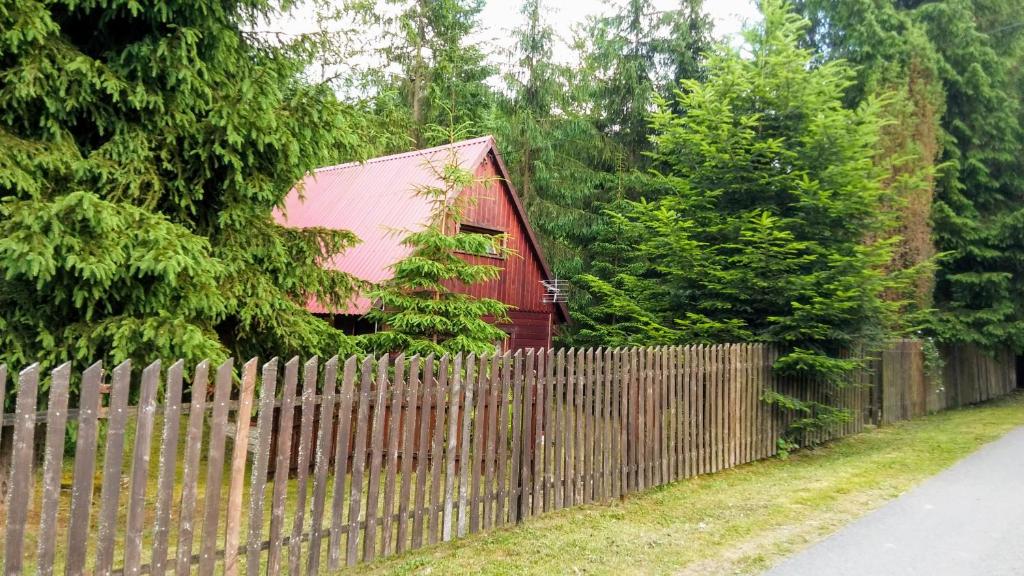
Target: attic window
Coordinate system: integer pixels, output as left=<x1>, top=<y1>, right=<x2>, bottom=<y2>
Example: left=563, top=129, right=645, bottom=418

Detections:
left=461, top=223, right=505, bottom=257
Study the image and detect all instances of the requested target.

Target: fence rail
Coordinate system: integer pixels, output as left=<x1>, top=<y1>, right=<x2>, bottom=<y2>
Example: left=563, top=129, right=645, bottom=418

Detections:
left=0, top=340, right=1016, bottom=574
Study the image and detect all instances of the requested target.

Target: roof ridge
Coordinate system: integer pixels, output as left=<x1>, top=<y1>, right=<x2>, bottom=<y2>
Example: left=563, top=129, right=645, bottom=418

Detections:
left=314, top=134, right=495, bottom=174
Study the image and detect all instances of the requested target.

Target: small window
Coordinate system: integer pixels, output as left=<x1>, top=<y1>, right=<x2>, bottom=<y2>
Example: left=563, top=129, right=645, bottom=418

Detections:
left=461, top=223, right=505, bottom=257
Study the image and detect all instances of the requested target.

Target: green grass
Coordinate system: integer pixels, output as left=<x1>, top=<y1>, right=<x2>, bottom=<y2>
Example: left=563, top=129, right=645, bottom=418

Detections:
left=352, top=391, right=1024, bottom=576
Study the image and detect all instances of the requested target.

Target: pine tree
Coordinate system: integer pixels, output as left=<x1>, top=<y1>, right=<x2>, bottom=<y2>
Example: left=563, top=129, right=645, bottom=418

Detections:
left=361, top=129, right=512, bottom=356
left=0, top=1, right=369, bottom=394
left=581, top=0, right=918, bottom=396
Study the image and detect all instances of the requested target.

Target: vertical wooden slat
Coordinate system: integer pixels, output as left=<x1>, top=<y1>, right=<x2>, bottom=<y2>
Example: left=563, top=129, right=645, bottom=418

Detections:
left=639, top=348, right=650, bottom=491
left=412, top=355, right=434, bottom=546
left=398, top=356, right=422, bottom=550
left=495, top=351, right=513, bottom=526
left=267, top=358, right=299, bottom=575
left=346, top=356, right=375, bottom=565
left=427, top=356, right=448, bottom=544
left=288, top=357, right=319, bottom=572
left=327, top=357, right=358, bottom=570
left=583, top=349, right=594, bottom=503
left=36, top=363, right=71, bottom=576
left=482, top=354, right=500, bottom=529
left=655, top=348, right=664, bottom=486
left=469, top=355, right=486, bottom=533
left=576, top=348, right=587, bottom=502
left=563, top=349, right=576, bottom=507
left=96, top=360, right=132, bottom=575
left=363, top=355, right=391, bottom=562
left=518, top=350, right=533, bottom=520
left=224, top=359, right=258, bottom=576
left=509, top=351, right=524, bottom=524
left=627, top=348, right=637, bottom=494
left=612, top=348, right=623, bottom=499
left=700, top=346, right=710, bottom=475
left=198, top=358, right=233, bottom=576
left=175, top=361, right=209, bottom=576
left=595, top=348, right=606, bottom=501
left=442, top=355, right=462, bottom=541
left=307, top=357, right=339, bottom=573
left=550, top=349, right=563, bottom=510
left=684, top=346, right=694, bottom=477
left=152, top=361, right=184, bottom=576
left=534, top=349, right=549, bottom=516
left=382, top=356, right=407, bottom=553
left=124, top=361, right=161, bottom=575
left=246, top=359, right=279, bottom=576
left=4, top=363, right=39, bottom=576
left=457, top=354, right=476, bottom=538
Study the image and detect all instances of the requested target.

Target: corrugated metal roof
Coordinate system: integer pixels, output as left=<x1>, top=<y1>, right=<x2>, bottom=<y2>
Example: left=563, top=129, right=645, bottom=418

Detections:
left=274, top=136, right=496, bottom=314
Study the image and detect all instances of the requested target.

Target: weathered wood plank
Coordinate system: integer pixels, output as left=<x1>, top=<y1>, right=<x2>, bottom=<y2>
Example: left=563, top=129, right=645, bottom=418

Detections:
left=443, top=355, right=462, bottom=541
left=532, top=348, right=548, bottom=512
left=96, top=360, right=132, bottom=575
left=346, top=356, right=375, bottom=564
left=327, top=357, right=357, bottom=569
left=612, top=348, right=623, bottom=499
left=288, top=357, right=320, bottom=572
left=307, top=357, right=339, bottom=573
left=627, top=348, right=638, bottom=494
left=152, top=361, right=184, bottom=576
left=583, top=348, right=594, bottom=502
left=552, top=349, right=564, bottom=510
left=363, top=355, right=391, bottom=562
left=224, top=359, right=258, bottom=576
left=412, top=355, right=434, bottom=546
left=495, top=351, right=513, bottom=526
left=516, top=348, right=532, bottom=518
left=563, top=348, right=576, bottom=507
left=124, top=361, right=161, bottom=575
left=382, top=356, right=407, bottom=553
left=198, top=358, right=233, bottom=576
left=595, top=348, right=606, bottom=501
left=469, top=355, right=486, bottom=533
left=36, top=363, right=71, bottom=576
left=427, top=356, right=448, bottom=544
left=267, top=358, right=300, bottom=574
left=247, top=359, right=279, bottom=576
left=398, top=356, right=422, bottom=551
left=175, top=361, right=209, bottom=576
left=4, top=363, right=39, bottom=576
left=482, top=354, right=500, bottom=529
left=456, top=354, right=476, bottom=538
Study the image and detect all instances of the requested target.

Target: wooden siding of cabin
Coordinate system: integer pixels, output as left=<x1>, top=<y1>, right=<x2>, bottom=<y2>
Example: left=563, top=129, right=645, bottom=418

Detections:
left=450, top=151, right=559, bottom=348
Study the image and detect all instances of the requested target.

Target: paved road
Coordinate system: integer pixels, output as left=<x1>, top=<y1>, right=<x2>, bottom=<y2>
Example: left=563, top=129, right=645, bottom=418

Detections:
left=764, top=426, right=1024, bottom=576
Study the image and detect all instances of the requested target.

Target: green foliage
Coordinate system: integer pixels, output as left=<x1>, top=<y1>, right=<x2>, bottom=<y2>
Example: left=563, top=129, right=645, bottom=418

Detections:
left=578, top=1, right=921, bottom=432
left=361, top=129, right=512, bottom=356
left=0, top=0, right=370, bottom=405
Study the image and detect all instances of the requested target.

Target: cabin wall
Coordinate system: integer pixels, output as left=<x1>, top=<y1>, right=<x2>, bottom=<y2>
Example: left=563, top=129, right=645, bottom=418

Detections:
left=451, top=151, right=560, bottom=349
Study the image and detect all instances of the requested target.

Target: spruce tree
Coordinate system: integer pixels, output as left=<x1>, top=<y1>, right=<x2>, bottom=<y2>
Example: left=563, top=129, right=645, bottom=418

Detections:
left=361, top=130, right=512, bottom=356
left=0, top=1, right=369, bottom=390
left=579, top=0, right=918, bottom=420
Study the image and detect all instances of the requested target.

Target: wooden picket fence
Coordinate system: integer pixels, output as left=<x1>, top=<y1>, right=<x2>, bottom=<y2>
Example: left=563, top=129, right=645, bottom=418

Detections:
left=0, top=341, right=1017, bottom=574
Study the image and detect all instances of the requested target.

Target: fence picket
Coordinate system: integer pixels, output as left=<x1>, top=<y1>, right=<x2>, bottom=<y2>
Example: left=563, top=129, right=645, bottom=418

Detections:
left=442, top=355, right=461, bottom=541
left=225, top=359, right=258, bottom=576
left=398, top=356, right=423, bottom=550
left=346, top=356, right=375, bottom=565
left=363, top=355, right=391, bottom=562
left=152, top=361, right=184, bottom=576
left=483, top=354, right=500, bottom=529
left=508, top=351, right=524, bottom=524
left=268, top=358, right=300, bottom=574
left=496, top=351, right=513, bottom=526
left=288, top=357, right=320, bottom=572
left=457, top=354, right=476, bottom=538
left=428, top=356, right=449, bottom=544
left=96, top=360, right=132, bottom=575
left=175, top=361, right=209, bottom=576
left=307, top=357, right=339, bottom=573
left=412, top=355, right=434, bottom=547
left=552, top=349, right=564, bottom=510
left=247, top=358, right=279, bottom=576
left=198, top=359, right=234, bottom=575
left=36, top=363, right=71, bottom=576
left=469, top=355, right=486, bottom=533
left=4, top=363, right=39, bottom=576
left=124, top=361, right=160, bottom=575
left=522, top=349, right=538, bottom=519
left=327, top=357, right=357, bottom=569
left=383, top=356, right=407, bottom=553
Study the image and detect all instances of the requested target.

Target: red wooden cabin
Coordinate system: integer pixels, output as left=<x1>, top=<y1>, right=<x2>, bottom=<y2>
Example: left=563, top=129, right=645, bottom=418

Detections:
left=275, top=135, right=569, bottom=350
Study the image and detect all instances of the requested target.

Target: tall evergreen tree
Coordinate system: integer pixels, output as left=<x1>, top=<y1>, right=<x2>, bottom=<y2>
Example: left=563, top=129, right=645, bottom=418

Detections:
left=345, top=0, right=495, bottom=147
left=578, top=1, right=917, bottom=404
left=0, top=0, right=369, bottom=390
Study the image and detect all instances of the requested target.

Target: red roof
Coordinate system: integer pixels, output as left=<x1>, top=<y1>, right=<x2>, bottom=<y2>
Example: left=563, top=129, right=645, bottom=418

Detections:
left=274, top=135, right=567, bottom=320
